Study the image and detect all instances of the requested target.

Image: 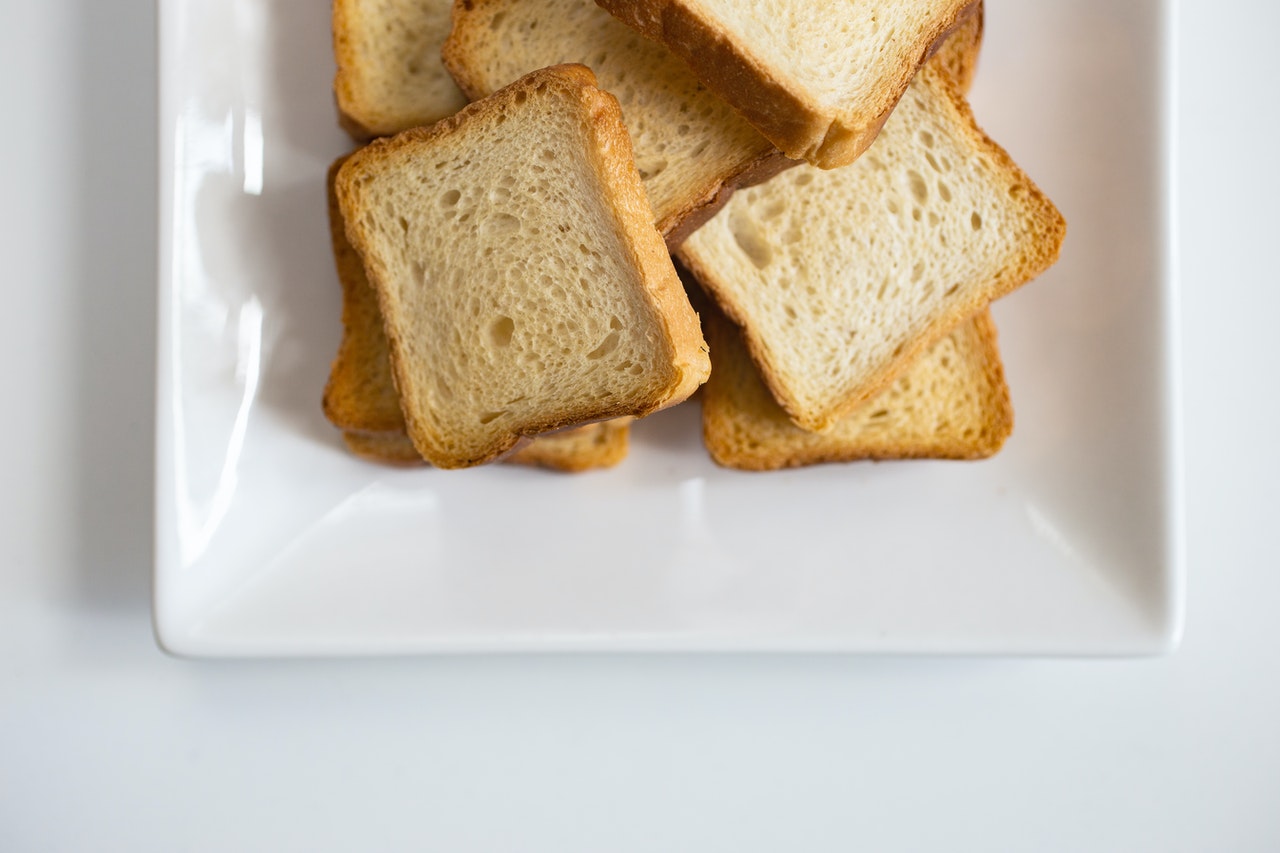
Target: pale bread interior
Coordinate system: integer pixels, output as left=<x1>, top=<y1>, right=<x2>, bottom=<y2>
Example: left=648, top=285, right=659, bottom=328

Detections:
left=443, top=0, right=782, bottom=237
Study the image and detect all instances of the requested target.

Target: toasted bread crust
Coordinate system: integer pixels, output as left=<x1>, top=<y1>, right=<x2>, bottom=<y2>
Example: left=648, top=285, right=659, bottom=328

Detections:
left=595, top=0, right=975, bottom=168
left=337, top=65, right=709, bottom=468
left=702, top=308, right=1013, bottom=470
left=322, top=155, right=410, bottom=434
left=931, top=1, right=984, bottom=92
left=577, top=80, right=712, bottom=409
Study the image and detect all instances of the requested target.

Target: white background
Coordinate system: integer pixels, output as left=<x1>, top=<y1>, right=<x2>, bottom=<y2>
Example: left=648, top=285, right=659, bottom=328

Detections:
left=2, top=1, right=1277, bottom=850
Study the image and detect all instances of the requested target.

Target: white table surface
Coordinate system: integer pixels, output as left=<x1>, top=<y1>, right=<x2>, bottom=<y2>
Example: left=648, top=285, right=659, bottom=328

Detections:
left=3, top=1, right=1277, bottom=850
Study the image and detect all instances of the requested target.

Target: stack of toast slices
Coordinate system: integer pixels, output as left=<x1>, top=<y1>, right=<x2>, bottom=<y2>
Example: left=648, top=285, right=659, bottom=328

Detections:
left=324, top=0, right=1065, bottom=472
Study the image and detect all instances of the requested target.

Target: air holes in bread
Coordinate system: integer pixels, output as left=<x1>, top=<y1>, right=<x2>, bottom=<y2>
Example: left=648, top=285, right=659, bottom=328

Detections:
left=636, top=157, right=668, bottom=180
left=729, top=208, right=773, bottom=268
left=588, top=332, right=621, bottom=360
left=490, top=316, right=515, bottom=347
left=483, top=213, right=521, bottom=236
left=907, top=170, right=928, bottom=204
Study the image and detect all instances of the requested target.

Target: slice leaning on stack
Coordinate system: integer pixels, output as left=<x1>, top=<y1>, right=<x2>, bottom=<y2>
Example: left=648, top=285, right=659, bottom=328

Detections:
left=322, top=159, right=633, bottom=471
left=678, top=63, right=1065, bottom=434
left=442, top=0, right=792, bottom=243
left=595, top=0, right=977, bottom=168
left=336, top=65, right=710, bottom=469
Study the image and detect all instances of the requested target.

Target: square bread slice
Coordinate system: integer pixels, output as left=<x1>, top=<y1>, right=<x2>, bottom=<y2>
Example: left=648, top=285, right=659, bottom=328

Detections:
left=702, top=307, right=1012, bottom=470
left=443, top=0, right=791, bottom=243
left=333, top=0, right=469, bottom=140
left=322, top=156, right=632, bottom=472
left=677, top=64, right=1064, bottom=433
left=336, top=65, right=710, bottom=469
left=596, top=0, right=977, bottom=168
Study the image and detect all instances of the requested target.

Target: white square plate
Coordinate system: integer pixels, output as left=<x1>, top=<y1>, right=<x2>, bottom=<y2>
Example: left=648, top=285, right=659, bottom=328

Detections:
left=154, top=0, right=1182, bottom=656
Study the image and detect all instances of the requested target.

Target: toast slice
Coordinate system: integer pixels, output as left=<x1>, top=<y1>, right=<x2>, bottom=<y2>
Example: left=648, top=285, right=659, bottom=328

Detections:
left=596, top=0, right=977, bottom=168
left=336, top=65, right=710, bottom=469
left=443, top=0, right=791, bottom=243
left=333, top=0, right=469, bottom=140
left=702, top=307, right=1012, bottom=470
left=323, top=158, right=632, bottom=471
left=677, top=64, right=1064, bottom=433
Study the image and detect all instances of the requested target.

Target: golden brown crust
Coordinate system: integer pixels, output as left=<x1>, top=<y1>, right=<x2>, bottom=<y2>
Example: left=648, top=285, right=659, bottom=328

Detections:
left=331, top=0, right=366, bottom=138
left=337, top=65, right=708, bottom=468
left=439, top=0, right=491, bottom=104
left=595, top=0, right=974, bottom=168
left=930, top=0, right=984, bottom=93
left=701, top=307, right=1013, bottom=471
left=322, top=155, right=410, bottom=434
left=332, top=0, right=395, bottom=142
left=577, top=80, right=712, bottom=411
